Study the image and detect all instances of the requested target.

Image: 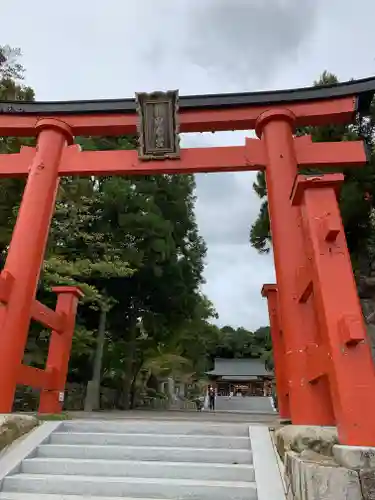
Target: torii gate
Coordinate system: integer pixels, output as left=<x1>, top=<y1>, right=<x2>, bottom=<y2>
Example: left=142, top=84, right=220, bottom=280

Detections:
left=0, top=78, right=375, bottom=446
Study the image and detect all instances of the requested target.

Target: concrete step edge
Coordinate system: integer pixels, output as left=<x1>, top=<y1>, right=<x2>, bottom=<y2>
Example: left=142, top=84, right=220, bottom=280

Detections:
left=60, top=422, right=250, bottom=436
left=38, top=443, right=251, bottom=453
left=22, top=457, right=255, bottom=470
left=52, top=432, right=250, bottom=440
left=4, top=473, right=257, bottom=488
left=61, top=420, right=249, bottom=426
left=0, top=494, right=172, bottom=500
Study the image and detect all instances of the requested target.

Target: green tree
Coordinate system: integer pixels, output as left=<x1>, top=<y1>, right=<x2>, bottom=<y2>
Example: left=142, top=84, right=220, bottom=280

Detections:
left=206, top=325, right=271, bottom=360
left=0, top=45, right=34, bottom=262
left=46, top=135, right=210, bottom=409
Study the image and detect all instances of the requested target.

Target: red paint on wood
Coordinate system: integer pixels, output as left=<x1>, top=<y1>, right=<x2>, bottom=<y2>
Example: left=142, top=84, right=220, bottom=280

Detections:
left=59, top=145, right=259, bottom=176
left=338, top=315, right=366, bottom=347
left=296, top=173, right=375, bottom=446
left=0, top=139, right=367, bottom=179
left=295, top=265, right=313, bottom=303
left=17, top=365, right=56, bottom=391
left=257, top=108, right=335, bottom=425
left=0, top=271, right=15, bottom=304
left=0, top=96, right=356, bottom=137
left=305, top=344, right=328, bottom=382
left=294, top=135, right=367, bottom=169
left=291, top=173, right=344, bottom=206
left=261, top=284, right=290, bottom=419
left=31, top=300, right=65, bottom=333
left=52, top=286, right=85, bottom=297
left=39, top=288, right=82, bottom=414
left=0, top=119, right=71, bottom=412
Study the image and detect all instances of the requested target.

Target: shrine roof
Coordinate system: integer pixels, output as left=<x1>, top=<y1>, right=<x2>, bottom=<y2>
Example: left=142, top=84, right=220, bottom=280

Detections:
left=1, top=76, right=375, bottom=116
left=207, top=358, right=273, bottom=378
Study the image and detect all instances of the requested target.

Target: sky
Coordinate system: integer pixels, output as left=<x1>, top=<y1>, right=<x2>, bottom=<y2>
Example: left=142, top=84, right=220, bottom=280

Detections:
left=1, top=0, right=375, bottom=329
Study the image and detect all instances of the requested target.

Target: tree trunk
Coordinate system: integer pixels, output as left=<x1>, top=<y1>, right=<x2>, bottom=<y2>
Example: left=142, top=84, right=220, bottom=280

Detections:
left=122, top=320, right=137, bottom=411
left=129, top=356, right=144, bottom=410
left=130, top=377, right=137, bottom=410
left=84, top=306, right=107, bottom=412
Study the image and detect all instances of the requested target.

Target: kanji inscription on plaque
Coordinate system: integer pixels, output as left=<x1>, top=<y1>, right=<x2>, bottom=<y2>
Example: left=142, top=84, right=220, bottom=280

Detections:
left=135, top=90, right=180, bottom=160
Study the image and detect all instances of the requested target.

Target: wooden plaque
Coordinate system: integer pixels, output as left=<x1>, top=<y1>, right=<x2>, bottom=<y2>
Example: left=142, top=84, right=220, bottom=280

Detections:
left=135, top=90, right=180, bottom=160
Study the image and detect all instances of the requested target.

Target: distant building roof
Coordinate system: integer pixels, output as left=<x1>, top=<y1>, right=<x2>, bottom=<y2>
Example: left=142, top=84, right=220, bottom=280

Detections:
left=207, top=358, right=272, bottom=378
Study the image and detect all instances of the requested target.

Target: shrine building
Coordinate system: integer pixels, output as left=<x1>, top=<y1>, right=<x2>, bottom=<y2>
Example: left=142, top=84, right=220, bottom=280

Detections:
left=207, top=358, right=274, bottom=397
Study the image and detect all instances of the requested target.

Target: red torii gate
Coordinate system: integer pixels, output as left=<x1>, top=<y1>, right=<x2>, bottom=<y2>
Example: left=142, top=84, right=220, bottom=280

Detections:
left=0, top=78, right=375, bottom=445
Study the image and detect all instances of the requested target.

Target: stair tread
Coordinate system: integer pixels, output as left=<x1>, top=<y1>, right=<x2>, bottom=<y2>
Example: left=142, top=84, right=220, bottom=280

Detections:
left=0, top=494, right=172, bottom=500
left=0, top=422, right=284, bottom=500
left=60, top=421, right=249, bottom=437
left=24, top=457, right=254, bottom=469
left=53, top=431, right=248, bottom=438
left=5, top=473, right=256, bottom=488
left=39, top=443, right=250, bottom=452
left=63, top=420, right=248, bottom=426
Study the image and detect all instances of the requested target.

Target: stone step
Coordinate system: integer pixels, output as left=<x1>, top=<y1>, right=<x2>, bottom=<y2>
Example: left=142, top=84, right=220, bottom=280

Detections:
left=50, top=431, right=250, bottom=449
left=21, top=457, right=255, bottom=482
left=60, top=420, right=249, bottom=437
left=2, top=474, right=258, bottom=500
left=0, top=494, right=172, bottom=500
left=36, top=443, right=253, bottom=464
left=215, top=396, right=274, bottom=413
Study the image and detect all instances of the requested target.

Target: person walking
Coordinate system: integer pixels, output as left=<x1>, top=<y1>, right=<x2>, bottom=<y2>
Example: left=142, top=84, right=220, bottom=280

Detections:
left=208, top=385, right=216, bottom=411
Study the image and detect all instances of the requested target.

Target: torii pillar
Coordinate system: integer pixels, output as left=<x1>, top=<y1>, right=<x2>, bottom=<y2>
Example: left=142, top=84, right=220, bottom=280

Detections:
left=261, top=284, right=290, bottom=420
left=0, top=119, right=73, bottom=413
left=291, top=173, right=375, bottom=446
left=255, top=109, right=375, bottom=445
left=255, top=110, right=335, bottom=426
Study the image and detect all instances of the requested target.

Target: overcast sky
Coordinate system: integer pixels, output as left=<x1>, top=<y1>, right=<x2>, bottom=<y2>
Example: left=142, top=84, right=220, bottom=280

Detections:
left=1, top=0, right=375, bottom=329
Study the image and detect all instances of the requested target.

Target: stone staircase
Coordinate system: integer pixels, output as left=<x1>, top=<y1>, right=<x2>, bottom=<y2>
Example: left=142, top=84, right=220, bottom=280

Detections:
left=215, top=396, right=275, bottom=413
left=0, top=419, right=285, bottom=499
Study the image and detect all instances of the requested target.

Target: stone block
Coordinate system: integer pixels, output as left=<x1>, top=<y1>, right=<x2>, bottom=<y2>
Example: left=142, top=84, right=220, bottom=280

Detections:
left=0, top=414, right=39, bottom=453
left=285, top=450, right=362, bottom=500
left=300, top=448, right=338, bottom=467
left=334, top=444, right=375, bottom=470
left=275, top=425, right=338, bottom=460
left=360, top=469, right=375, bottom=500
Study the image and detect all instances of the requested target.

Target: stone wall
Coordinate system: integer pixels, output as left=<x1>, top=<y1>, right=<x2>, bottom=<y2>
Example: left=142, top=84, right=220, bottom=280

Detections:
left=0, top=415, right=39, bottom=456
left=13, top=383, right=171, bottom=412
left=275, top=426, right=375, bottom=500
left=13, top=383, right=119, bottom=412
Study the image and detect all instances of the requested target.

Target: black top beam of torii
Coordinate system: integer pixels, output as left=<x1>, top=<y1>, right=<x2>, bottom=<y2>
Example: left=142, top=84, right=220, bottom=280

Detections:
left=0, top=76, right=375, bottom=116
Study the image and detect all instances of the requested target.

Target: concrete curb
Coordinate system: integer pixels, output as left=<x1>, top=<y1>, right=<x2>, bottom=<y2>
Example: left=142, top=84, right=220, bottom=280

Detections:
left=249, top=425, right=286, bottom=500
left=270, top=428, right=288, bottom=495
left=0, top=421, right=62, bottom=486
